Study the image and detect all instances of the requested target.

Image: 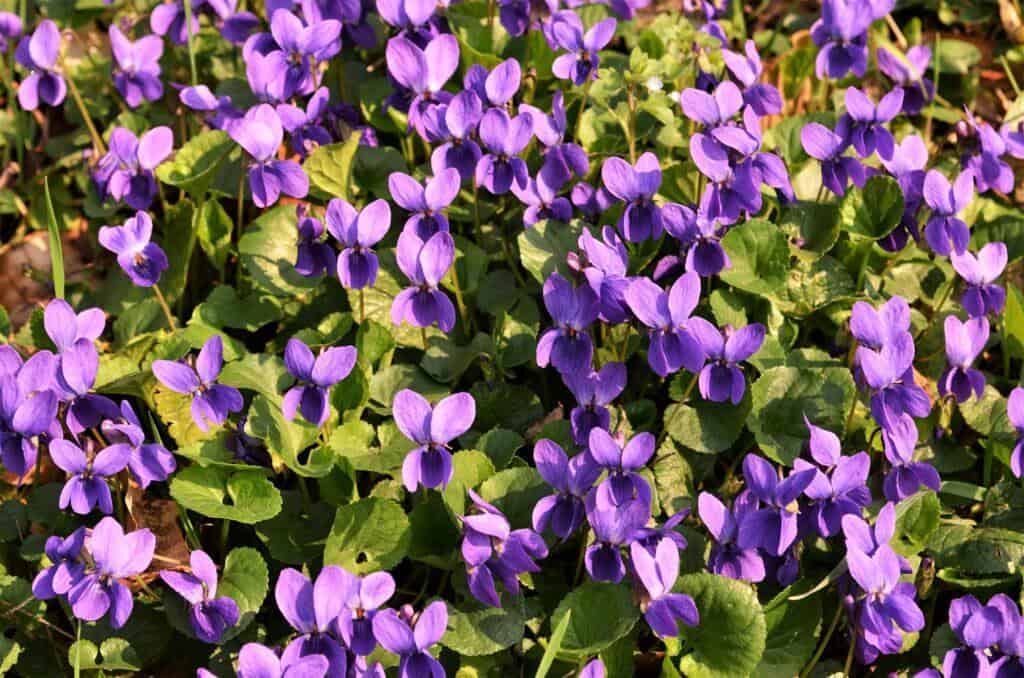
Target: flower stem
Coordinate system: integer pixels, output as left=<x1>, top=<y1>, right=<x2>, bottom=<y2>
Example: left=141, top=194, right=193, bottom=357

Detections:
left=448, top=263, right=471, bottom=335
left=235, top=164, right=246, bottom=244
left=359, top=287, right=366, bottom=323
left=626, top=83, right=638, bottom=163
left=219, top=517, right=230, bottom=559
left=471, top=183, right=483, bottom=245
left=73, top=619, right=81, bottom=678
left=800, top=602, right=842, bottom=678
left=182, top=0, right=199, bottom=87
left=420, top=326, right=428, bottom=351
left=152, top=284, right=177, bottom=332
left=573, top=78, right=593, bottom=146
left=842, top=632, right=856, bottom=676
left=65, top=72, right=105, bottom=157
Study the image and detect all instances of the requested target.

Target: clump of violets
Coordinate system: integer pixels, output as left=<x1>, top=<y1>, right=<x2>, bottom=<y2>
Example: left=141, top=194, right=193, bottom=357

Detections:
left=109, top=25, right=164, bottom=108
left=461, top=489, right=547, bottom=607
left=101, top=400, right=176, bottom=489
left=697, top=491, right=765, bottom=582
left=152, top=335, right=244, bottom=432
left=393, top=389, right=475, bottom=491
left=68, top=517, right=155, bottom=628
left=794, top=417, right=871, bottom=538
left=229, top=104, right=309, bottom=208
left=160, top=550, right=240, bottom=643
left=282, top=338, right=357, bottom=427
left=15, top=19, right=65, bottom=110
left=98, top=211, right=169, bottom=287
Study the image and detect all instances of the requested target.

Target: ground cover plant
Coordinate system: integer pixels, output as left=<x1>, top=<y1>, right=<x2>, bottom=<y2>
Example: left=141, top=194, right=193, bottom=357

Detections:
left=1, top=0, right=1024, bottom=674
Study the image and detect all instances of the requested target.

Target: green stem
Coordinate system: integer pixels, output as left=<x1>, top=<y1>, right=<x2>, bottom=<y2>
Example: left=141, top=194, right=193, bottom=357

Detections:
left=626, top=84, right=638, bottom=163
left=73, top=619, right=81, bottom=678
left=800, top=602, right=842, bottom=678
left=573, top=79, right=593, bottom=145
left=235, top=164, right=246, bottom=245
left=420, top=326, right=429, bottom=351
left=359, top=287, right=366, bottom=323
left=65, top=72, right=105, bottom=156
left=472, top=183, right=483, bottom=244
left=680, top=371, right=699, bottom=402
left=219, top=518, right=230, bottom=559
left=448, top=264, right=471, bottom=335
left=183, top=0, right=198, bottom=86
left=152, top=284, right=177, bottom=331
left=843, top=633, right=856, bottom=676
left=176, top=504, right=202, bottom=551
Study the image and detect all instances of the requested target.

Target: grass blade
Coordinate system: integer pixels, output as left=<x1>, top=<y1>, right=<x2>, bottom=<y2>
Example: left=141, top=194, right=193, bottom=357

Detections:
left=536, top=609, right=572, bottom=678
left=43, top=177, right=65, bottom=299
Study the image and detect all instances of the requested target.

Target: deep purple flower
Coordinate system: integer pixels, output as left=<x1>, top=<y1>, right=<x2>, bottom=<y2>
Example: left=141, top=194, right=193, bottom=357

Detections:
left=512, top=174, right=572, bottom=226
left=266, top=9, right=341, bottom=99
left=810, top=0, right=872, bottom=80
left=876, top=46, right=934, bottom=115
left=571, top=181, right=614, bottom=221
left=385, top=34, right=459, bottom=137
left=563, top=362, right=626, bottom=445
left=394, top=389, right=475, bottom=491
left=372, top=601, right=447, bottom=678
left=376, top=0, right=438, bottom=40
left=1010, top=388, right=1024, bottom=478
left=697, top=491, right=765, bottom=582
left=15, top=19, right=65, bottom=110
left=658, top=204, right=730, bottom=278
left=152, top=335, right=244, bottom=432
left=549, top=12, right=616, bottom=86
left=294, top=207, right=335, bottom=278
left=686, top=319, right=763, bottom=404
left=939, top=315, right=988, bottom=404
left=846, top=544, right=925, bottom=660
left=940, top=594, right=1005, bottom=677
left=335, top=572, right=395, bottom=656
left=95, top=127, right=174, bottom=210
left=951, top=242, right=1007, bottom=317
left=584, top=494, right=650, bottom=583
left=572, top=226, right=630, bottom=324
left=0, top=12, right=22, bottom=54
left=850, top=296, right=910, bottom=351
left=922, top=169, right=973, bottom=256
left=536, top=272, right=599, bottom=375
left=32, top=527, right=86, bottom=600
left=160, top=550, right=240, bottom=643
left=277, top=87, right=333, bottom=157
left=841, top=87, right=902, bottom=159
left=100, top=400, right=176, bottom=489
left=180, top=85, right=243, bottom=130
left=532, top=439, right=600, bottom=540
left=110, top=25, right=164, bottom=108
left=67, top=517, right=154, bottom=628
left=857, top=333, right=931, bottom=432
left=475, top=109, right=533, bottom=195
left=98, top=211, right=169, bottom=287
left=601, top=152, right=663, bottom=242
left=275, top=566, right=353, bottom=675
left=464, top=60, right=521, bottom=109
left=50, top=438, right=129, bottom=515
left=588, top=428, right=654, bottom=508
left=283, top=339, right=357, bottom=427
left=679, top=80, right=743, bottom=129
left=461, top=489, right=547, bottom=607
left=521, top=90, right=589, bottom=188
left=960, top=116, right=1013, bottom=195
left=151, top=0, right=201, bottom=45
left=392, top=230, right=457, bottom=332
left=229, top=104, right=309, bottom=208
left=800, top=121, right=866, bottom=197
left=388, top=170, right=458, bottom=239
left=737, top=454, right=816, bottom=557
left=624, top=273, right=705, bottom=378
left=630, top=540, right=699, bottom=638
left=795, top=419, right=871, bottom=537
left=0, top=349, right=58, bottom=477
left=690, top=133, right=764, bottom=224
left=722, top=40, right=782, bottom=116
left=325, top=198, right=391, bottom=289
left=427, top=91, right=483, bottom=181
left=880, top=413, right=940, bottom=502
left=235, top=643, right=328, bottom=678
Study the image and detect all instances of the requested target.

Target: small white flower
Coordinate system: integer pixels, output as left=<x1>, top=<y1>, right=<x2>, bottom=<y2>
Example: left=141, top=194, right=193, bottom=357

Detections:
left=645, top=77, right=664, bottom=92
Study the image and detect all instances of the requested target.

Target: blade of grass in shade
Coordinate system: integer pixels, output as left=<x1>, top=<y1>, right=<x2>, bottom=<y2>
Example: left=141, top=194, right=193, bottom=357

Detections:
left=183, top=0, right=198, bottom=86
left=536, top=609, right=572, bottom=678
left=43, top=177, right=65, bottom=300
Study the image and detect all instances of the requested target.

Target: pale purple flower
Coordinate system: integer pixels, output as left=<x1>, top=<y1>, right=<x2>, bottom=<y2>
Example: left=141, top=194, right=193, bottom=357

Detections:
left=235, top=642, right=328, bottom=678
left=623, top=273, right=705, bottom=378
left=385, top=34, right=459, bottom=137
left=464, top=59, right=521, bottom=109
left=15, top=19, right=65, bottom=110
left=679, top=80, right=743, bottom=129
left=800, top=121, right=866, bottom=197
left=795, top=419, right=871, bottom=538
left=810, top=0, right=872, bottom=80
left=536, top=272, right=599, bottom=375
left=588, top=428, right=654, bottom=509
left=151, top=335, right=244, bottom=432
left=371, top=601, right=447, bottom=678
left=110, top=25, right=164, bottom=108
left=686, top=319, right=764, bottom=404
left=94, top=127, right=174, bottom=210
left=475, top=109, right=533, bottom=195
left=392, top=230, right=457, bottom=333
left=294, top=207, right=335, bottom=278
left=563, top=362, right=626, bottom=445
left=660, top=203, right=731, bottom=278
left=275, top=566, right=354, bottom=675
left=960, top=116, right=1014, bottom=195
left=722, top=40, right=782, bottom=116
left=520, top=90, right=589, bottom=188
left=1010, top=388, right=1024, bottom=478
left=880, top=414, right=940, bottom=502
left=151, top=0, right=201, bottom=45
left=277, top=87, right=333, bottom=157
left=180, top=85, right=243, bottom=130
left=229, top=104, right=309, bottom=208
left=265, top=9, right=342, bottom=98
left=939, top=315, right=988, bottom=403
left=857, top=333, right=931, bottom=432
left=630, top=540, right=699, bottom=638
left=951, top=242, right=1007, bottom=317
left=532, top=439, right=600, bottom=540
left=549, top=12, right=616, bottom=86
left=922, top=169, right=973, bottom=256
left=31, top=527, right=86, bottom=600
left=426, top=90, right=483, bottom=181
left=335, top=572, right=395, bottom=656
left=850, top=296, right=910, bottom=351
left=841, top=87, right=903, bottom=159
left=98, top=211, right=169, bottom=287
left=698, top=491, right=765, bottom=582
left=160, top=550, right=240, bottom=643
left=326, top=198, right=391, bottom=289
left=388, top=170, right=458, bottom=239
left=67, top=517, right=154, bottom=628
left=0, top=349, right=58, bottom=477
left=583, top=494, right=649, bottom=583
left=574, top=226, right=631, bottom=324
left=0, top=13, right=22, bottom=54
left=512, top=174, right=572, bottom=226
left=846, top=544, right=925, bottom=661
left=50, top=438, right=129, bottom=515
left=876, top=46, right=934, bottom=115
left=393, top=389, right=475, bottom=491
left=601, top=152, right=663, bottom=242
left=283, top=339, right=357, bottom=427
left=100, top=400, right=176, bottom=489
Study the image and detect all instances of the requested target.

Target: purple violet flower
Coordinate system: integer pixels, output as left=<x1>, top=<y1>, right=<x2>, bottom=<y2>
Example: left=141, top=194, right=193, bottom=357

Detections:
left=325, top=198, right=391, bottom=289
left=583, top=494, right=650, bottom=583
left=15, top=19, right=65, bottom=110
left=0, top=349, right=58, bottom=478
left=229, top=104, right=309, bottom=208
left=31, top=527, right=86, bottom=600
left=737, top=454, right=816, bottom=557
left=532, top=439, right=600, bottom=540
left=697, top=491, right=766, bottom=582
left=277, top=87, right=333, bottom=157
left=521, top=90, right=589, bottom=188
left=98, top=211, right=169, bottom=287
left=109, top=25, right=164, bottom=108
left=810, top=0, right=872, bottom=80
left=151, top=335, right=244, bottom=432
left=876, top=46, right=934, bottom=115
left=549, top=13, right=616, bottom=86
left=0, top=13, right=22, bottom=54
left=393, top=388, right=475, bottom=491
left=512, top=174, right=572, bottom=226
left=294, top=206, right=335, bottom=278
left=630, top=540, right=699, bottom=638
left=388, top=170, right=458, bottom=239
left=385, top=34, right=459, bottom=137
left=601, top=152, right=663, bottom=242
left=841, top=87, right=903, bottom=159
left=922, top=169, right=973, bottom=256
left=880, top=414, right=940, bottom=502
left=623, top=272, right=706, bottom=378
left=846, top=544, right=925, bottom=662
left=100, top=400, right=176, bottom=489
left=372, top=601, right=447, bottom=678
left=679, top=80, right=743, bottom=129
left=794, top=418, right=871, bottom=537
left=800, top=121, right=866, bottom=197
left=951, top=242, right=1007, bottom=317
left=269, top=9, right=342, bottom=98
left=94, top=127, right=174, bottom=210
left=392, top=230, right=457, bottom=332
left=722, top=40, right=782, bottom=117
left=588, top=428, right=654, bottom=508
left=563, top=362, right=626, bottom=446
left=574, top=226, right=631, bottom=324
left=160, top=550, right=240, bottom=643
left=686, top=319, right=764, bottom=404
left=235, top=642, right=328, bottom=678
left=475, top=108, right=533, bottom=195
left=426, top=90, right=483, bottom=181
left=275, top=566, right=354, bottom=675
left=335, top=572, right=395, bottom=656
left=939, top=315, right=988, bottom=403
left=856, top=333, right=931, bottom=432
left=283, top=338, right=357, bottom=427
left=536, top=272, right=599, bottom=375
left=50, top=438, right=129, bottom=515
left=1010, top=387, right=1024, bottom=478
left=67, top=517, right=154, bottom=628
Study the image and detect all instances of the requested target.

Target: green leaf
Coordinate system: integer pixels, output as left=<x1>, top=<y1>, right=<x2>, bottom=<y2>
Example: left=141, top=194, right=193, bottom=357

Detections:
left=719, top=219, right=790, bottom=296
left=246, top=395, right=331, bottom=477
left=327, top=420, right=408, bottom=474
left=155, top=130, right=234, bottom=197
left=218, top=547, right=269, bottom=641
left=421, top=333, right=493, bottom=383
left=194, top=199, right=234, bottom=272
left=664, top=393, right=751, bottom=455
left=239, top=205, right=320, bottom=298
left=549, top=583, right=639, bottom=657
left=769, top=255, right=856, bottom=318
left=677, top=573, right=767, bottom=678
left=68, top=638, right=140, bottom=672
left=894, top=490, right=941, bottom=556
left=517, top=220, right=584, bottom=285
left=474, top=428, right=525, bottom=469
left=934, top=39, right=982, bottom=74
left=478, top=467, right=549, bottom=530
left=1003, top=285, right=1024, bottom=361
left=443, top=599, right=529, bottom=656
left=43, top=178, right=64, bottom=299
left=369, top=364, right=447, bottom=412
left=255, top=493, right=335, bottom=565
left=536, top=609, right=571, bottom=678
left=152, top=385, right=216, bottom=447
left=218, top=352, right=293, bottom=402
left=444, top=450, right=496, bottom=514
left=748, top=366, right=856, bottom=465
left=959, top=385, right=1016, bottom=441
left=324, top=498, right=411, bottom=574
left=304, top=134, right=361, bottom=200
left=170, top=466, right=282, bottom=523
left=838, top=175, right=903, bottom=239
left=192, top=286, right=283, bottom=331
left=755, top=583, right=822, bottom=678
